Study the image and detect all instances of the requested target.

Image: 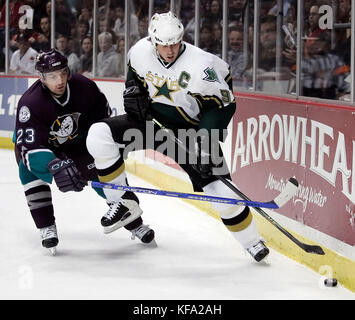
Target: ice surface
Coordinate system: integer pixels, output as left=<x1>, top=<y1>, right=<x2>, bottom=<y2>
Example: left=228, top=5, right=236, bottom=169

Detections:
left=0, top=149, right=354, bottom=300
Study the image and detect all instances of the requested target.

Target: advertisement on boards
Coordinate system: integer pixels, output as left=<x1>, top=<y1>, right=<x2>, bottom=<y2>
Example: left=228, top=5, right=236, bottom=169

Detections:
left=230, top=94, right=355, bottom=246
left=0, top=77, right=29, bottom=134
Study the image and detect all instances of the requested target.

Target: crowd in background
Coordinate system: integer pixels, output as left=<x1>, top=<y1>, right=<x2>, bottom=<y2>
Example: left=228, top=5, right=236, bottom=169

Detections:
left=0, top=0, right=352, bottom=101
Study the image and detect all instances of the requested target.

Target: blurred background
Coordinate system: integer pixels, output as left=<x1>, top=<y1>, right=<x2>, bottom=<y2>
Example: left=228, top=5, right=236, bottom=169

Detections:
left=0, top=0, right=353, bottom=102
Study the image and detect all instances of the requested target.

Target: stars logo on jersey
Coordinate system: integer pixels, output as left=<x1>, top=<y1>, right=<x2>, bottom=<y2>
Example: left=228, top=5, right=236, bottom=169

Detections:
left=203, top=67, right=220, bottom=83
left=152, top=78, right=178, bottom=102
left=49, top=113, right=80, bottom=145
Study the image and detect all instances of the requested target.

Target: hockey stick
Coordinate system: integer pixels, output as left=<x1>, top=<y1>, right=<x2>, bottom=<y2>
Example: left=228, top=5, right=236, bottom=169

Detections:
left=151, top=118, right=325, bottom=255
left=216, top=177, right=325, bottom=255
left=89, top=180, right=297, bottom=209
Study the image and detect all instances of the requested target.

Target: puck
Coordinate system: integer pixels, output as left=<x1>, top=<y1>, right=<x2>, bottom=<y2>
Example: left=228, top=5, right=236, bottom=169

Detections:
left=324, top=278, right=337, bottom=287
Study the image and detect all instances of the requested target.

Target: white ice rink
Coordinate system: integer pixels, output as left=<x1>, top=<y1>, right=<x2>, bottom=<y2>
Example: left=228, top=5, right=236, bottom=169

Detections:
left=0, top=149, right=354, bottom=300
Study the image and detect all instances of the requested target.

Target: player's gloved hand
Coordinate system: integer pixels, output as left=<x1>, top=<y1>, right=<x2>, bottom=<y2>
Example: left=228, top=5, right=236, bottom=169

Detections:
left=193, top=134, right=215, bottom=179
left=123, top=80, right=151, bottom=121
left=47, top=157, right=85, bottom=192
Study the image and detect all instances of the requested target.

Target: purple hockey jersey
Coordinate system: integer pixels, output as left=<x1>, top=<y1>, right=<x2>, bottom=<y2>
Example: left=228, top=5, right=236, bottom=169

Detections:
left=15, top=73, right=112, bottom=171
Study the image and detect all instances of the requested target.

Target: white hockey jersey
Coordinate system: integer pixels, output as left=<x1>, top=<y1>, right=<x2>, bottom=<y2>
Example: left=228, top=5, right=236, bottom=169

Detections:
left=127, top=37, right=236, bottom=133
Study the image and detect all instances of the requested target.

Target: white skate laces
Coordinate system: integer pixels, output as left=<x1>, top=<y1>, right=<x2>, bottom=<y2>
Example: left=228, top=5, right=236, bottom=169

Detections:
left=104, top=200, right=125, bottom=220
left=40, top=224, right=58, bottom=240
left=130, top=224, right=156, bottom=245
left=39, top=224, right=58, bottom=256
left=131, top=224, right=151, bottom=240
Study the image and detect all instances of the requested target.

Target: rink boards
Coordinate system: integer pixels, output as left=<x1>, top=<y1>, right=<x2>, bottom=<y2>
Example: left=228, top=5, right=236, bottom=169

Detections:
left=0, top=75, right=354, bottom=292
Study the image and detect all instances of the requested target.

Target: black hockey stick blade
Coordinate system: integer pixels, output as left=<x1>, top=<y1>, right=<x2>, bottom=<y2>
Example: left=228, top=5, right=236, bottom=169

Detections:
left=217, top=176, right=325, bottom=255
left=266, top=215, right=325, bottom=255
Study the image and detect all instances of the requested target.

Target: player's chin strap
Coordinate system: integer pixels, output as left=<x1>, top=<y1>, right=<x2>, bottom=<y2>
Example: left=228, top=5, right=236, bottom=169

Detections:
left=150, top=117, right=325, bottom=256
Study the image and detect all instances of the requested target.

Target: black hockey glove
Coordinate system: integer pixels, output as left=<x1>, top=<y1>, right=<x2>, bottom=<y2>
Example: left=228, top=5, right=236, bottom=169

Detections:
left=123, top=80, right=151, bottom=121
left=193, top=134, right=219, bottom=179
left=47, top=157, right=85, bottom=192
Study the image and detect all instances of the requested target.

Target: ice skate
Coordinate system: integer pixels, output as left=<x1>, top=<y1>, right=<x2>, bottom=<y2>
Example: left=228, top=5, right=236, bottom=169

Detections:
left=40, top=224, right=58, bottom=256
left=131, top=224, right=157, bottom=247
left=101, top=192, right=143, bottom=234
left=246, top=240, right=269, bottom=262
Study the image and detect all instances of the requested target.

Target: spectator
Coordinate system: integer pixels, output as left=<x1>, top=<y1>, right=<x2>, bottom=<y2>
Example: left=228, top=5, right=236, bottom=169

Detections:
left=137, top=15, right=149, bottom=40
left=0, top=0, right=25, bottom=55
left=45, top=0, right=73, bottom=38
left=227, top=26, right=248, bottom=88
left=211, top=21, right=222, bottom=57
left=304, top=0, right=313, bottom=16
left=259, top=0, right=277, bottom=17
left=98, top=17, right=116, bottom=43
left=78, top=6, right=93, bottom=36
left=205, top=0, right=222, bottom=25
left=302, top=32, right=349, bottom=100
left=259, top=16, right=277, bottom=71
left=9, top=32, right=38, bottom=74
left=70, top=19, right=90, bottom=56
left=304, top=5, right=326, bottom=58
left=78, top=19, right=90, bottom=39
left=115, top=36, right=125, bottom=78
left=134, top=0, right=149, bottom=20
left=55, top=34, right=80, bottom=73
left=257, top=16, right=293, bottom=93
left=333, top=0, right=351, bottom=65
left=97, top=31, right=120, bottom=78
left=112, top=3, right=139, bottom=44
left=79, top=36, right=92, bottom=76
left=229, top=0, right=245, bottom=24
left=337, top=0, right=351, bottom=23
left=182, top=1, right=196, bottom=44
left=199, top=24, right=216, bottom=54
left=32, top=15, right=51, bottom=52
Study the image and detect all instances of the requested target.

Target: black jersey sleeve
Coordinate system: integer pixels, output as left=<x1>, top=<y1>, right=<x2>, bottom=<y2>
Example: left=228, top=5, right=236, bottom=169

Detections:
left=126, top=63, right=149, bottom=93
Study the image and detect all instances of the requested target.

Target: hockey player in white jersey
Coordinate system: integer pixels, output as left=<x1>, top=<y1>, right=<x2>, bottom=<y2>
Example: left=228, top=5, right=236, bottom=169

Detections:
left=87, top=12, right=269, bottom=262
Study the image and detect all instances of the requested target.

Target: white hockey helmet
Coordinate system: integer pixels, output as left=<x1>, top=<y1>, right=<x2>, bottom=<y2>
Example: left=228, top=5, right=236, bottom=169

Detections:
left=148, top=11, right=184, bottom=47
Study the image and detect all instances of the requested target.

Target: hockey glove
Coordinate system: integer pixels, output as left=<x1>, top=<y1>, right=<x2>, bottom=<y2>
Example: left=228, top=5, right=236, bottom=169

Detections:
left=47, top=157, right=85, bottom=192
left=193, top=134, right=213, bottom=179
left=123, top=80, right=151, bottom=121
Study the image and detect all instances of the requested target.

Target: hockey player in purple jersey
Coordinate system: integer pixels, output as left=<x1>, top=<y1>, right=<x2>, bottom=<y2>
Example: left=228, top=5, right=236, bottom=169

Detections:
left=14, top=49, right=155, bottom=255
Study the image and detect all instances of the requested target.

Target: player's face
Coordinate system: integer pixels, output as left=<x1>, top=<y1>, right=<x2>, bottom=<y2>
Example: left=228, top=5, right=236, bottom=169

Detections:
left=156, top=42, right=181, bottom=63
left=42, top=68, right=69, bottom=96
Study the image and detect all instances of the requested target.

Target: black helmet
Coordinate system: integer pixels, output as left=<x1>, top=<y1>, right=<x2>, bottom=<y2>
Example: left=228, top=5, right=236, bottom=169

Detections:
left=35, top=48, right=68, bottom=73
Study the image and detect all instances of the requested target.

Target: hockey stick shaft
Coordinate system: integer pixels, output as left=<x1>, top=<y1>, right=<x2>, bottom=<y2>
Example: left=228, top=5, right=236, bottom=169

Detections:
left=151, top=118, right=325, bottom=255
left=90, top=180, right=281, bottom=208
left=216, top=177, right=325, bottom=255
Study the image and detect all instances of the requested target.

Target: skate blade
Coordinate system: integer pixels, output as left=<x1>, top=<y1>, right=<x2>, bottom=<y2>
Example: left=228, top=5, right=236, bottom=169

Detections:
left=144, top=239, right=157, bottom=248
left=258, top=256, right=270, bottom=265
left=48, top=247, right=57, bottom=256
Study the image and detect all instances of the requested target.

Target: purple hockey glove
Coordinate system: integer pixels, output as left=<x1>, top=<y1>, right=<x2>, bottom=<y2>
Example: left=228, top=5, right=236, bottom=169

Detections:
left=48, top=157, right=85, bottom=192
